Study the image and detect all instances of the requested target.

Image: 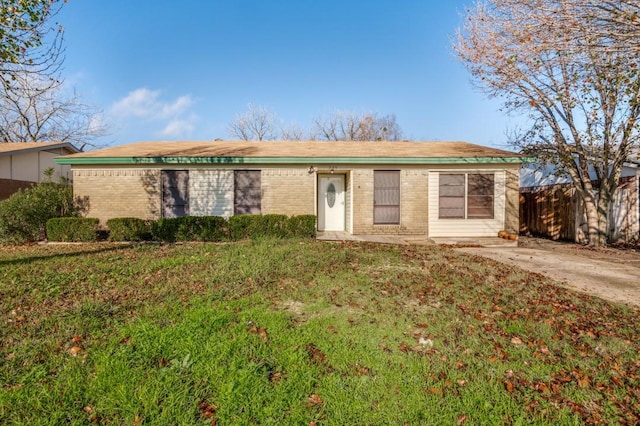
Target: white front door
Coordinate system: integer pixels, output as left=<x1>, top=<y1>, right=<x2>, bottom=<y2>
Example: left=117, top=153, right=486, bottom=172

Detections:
left=318, top=174, right=345, bottom=231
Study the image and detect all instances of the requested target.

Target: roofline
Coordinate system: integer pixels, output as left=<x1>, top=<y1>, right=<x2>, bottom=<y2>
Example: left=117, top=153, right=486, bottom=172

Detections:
left=56, top=155, right=532, bottom=165
left=0, top=142, right=80, bottom=158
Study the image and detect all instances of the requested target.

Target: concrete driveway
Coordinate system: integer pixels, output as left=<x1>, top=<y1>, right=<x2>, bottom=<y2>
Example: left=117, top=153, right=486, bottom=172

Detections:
left=457, top=239, right=640, bottom=308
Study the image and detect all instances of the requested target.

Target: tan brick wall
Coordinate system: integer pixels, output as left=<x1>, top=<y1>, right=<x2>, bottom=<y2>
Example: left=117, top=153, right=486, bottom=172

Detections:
left=504, top=167, right=520, bottom=233
left=345, top=173, right=352, bottom=233
left=351, top=168, right=429, bottom=235
left=261, top=168, right=315, bottom=215
left=73, top=168, right=161, bottom=224
left=71, top=164, right=521, bottom=236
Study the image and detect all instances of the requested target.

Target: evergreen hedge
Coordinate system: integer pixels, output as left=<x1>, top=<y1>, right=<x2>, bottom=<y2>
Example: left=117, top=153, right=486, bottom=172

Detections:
left=151, top=216, right=229, bottom=242
left=46, top=218, right=99, bottom=242
left=106, top=218, right=153, bottom=241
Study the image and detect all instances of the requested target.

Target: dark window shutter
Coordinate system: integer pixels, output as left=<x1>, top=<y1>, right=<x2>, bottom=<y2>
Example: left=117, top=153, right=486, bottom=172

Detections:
left=234, top=170, right=261, bottom=214
left=162, top=170, right=189, bottom=218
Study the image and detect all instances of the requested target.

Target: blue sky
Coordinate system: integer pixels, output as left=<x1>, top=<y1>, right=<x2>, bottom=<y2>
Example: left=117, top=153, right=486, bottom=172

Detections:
left=58, top=0, right=522, bottom=149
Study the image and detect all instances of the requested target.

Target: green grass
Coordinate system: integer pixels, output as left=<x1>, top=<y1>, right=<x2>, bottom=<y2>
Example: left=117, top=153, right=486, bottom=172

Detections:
left=0, top=240, right=638, bottom=425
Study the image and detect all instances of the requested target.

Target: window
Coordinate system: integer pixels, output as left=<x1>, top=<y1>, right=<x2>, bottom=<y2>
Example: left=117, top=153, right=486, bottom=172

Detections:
left=439, top=173, right=494, bottom=219
left=162, top=170, right=189, bottom=218
left=374, top=170, right=400, bottom=224
left=234, top=170, right=261, bottom=214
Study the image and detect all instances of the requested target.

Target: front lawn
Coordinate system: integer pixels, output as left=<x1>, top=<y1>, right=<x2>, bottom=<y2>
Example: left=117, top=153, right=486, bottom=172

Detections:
left=0, top=240, right=638, bottom=424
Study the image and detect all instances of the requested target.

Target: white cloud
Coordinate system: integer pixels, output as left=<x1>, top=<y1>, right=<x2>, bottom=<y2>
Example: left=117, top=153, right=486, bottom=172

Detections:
left=109, top=88, right=197, bottom=139
left=160, top=95, right=192, bottom=119
left=160, top=118, right=195, bottom=137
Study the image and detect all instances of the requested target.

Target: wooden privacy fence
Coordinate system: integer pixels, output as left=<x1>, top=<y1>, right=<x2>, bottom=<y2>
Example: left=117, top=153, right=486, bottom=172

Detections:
left=0, top=178, right=35, bottom=201
left=520, top=185, right=577, bottom=241
left=520, top=176, right=639, bottom=243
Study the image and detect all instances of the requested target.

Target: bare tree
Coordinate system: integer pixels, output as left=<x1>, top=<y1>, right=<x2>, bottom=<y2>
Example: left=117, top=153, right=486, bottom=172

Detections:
left=1, top=0, right=65, bottom=86
left=228, top=103, right=278, bottom=141
left=455, top=0, right=640, bottom=246
left=0, top=71, right=106, bottom=149
left=227, top=105, right=405, bottom=142
left=279, top=122, right=307, bottom=141
left=312, top=111, right=403, bottom=141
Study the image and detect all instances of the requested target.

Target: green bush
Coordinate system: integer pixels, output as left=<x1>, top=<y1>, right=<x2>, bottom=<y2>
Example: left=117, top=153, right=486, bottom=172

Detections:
left=149, top=214, right=316, bottom=242
left=107, top=218, right=153, bottom=241
left=151, top=218, right=181, bottom=242
left=152, top=216, right=229, bottom=242
left=176, top=216, right=229, bottom=242
left=46, top=218, right=99, bottom=242
left=286, top=215, right=317, bottom=238
left=229, top=215, right=256, bottom=241
left=0, top=182, right=79, bottom=244
left=229, top=214, right=291, bottom=240
left=255, top=214, right=289, bottom=238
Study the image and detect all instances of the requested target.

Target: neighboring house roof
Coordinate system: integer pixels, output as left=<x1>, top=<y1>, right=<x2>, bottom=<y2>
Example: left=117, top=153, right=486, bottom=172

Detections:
left=55, top=141, right=527, bottom=165
left=0, top=142, right=80, bottom=158
left=521, top=159, right=640, bottom=188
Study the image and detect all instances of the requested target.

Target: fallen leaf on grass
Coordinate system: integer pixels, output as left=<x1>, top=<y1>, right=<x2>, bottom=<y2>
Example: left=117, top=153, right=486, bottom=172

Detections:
left=68, top=346, right=83, bottom=357
left=198, top=401, right=218, bottom=419
left=307, top=394, right=323, bottom=407
left=354, top=362, right=371, bottom=376
left=249, top=326, right=268, bottom=340
left=269, top=371, right=283, bottom=383
left=504, top=380, right=515, bottom=393
left=457, top=414, right=468, bottom=425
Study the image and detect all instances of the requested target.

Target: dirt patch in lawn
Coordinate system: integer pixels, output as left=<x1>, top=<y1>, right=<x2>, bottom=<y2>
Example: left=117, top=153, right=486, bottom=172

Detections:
left=457, top=236, right=640, bottom=308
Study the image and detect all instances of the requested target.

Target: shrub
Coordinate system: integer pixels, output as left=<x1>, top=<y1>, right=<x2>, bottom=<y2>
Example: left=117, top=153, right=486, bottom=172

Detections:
left=287, top=215, right=317, bottom=238
left=175, top=216, right=229, bottom=242
left=255, top=214, right=289, bottom=238
left=151, top=218, right=181, bottom=243
left=152, top=216, right=229, bottom=242
left=46, top=218, right=99, bottom=242
left=230, top=214, right=290, bottom=240
left=229, top=215, right=256, bottom=241
left=107, top=218, right=153, bottom=242
left=0, top=182, right=79, bottom=244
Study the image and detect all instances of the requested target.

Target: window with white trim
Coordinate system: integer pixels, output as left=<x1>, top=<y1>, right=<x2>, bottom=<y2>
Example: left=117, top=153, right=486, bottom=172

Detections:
left=439, top=173, right=494, bottom=219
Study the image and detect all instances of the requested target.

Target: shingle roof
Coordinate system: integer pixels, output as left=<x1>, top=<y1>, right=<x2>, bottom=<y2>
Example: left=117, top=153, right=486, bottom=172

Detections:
left=56, top=140, right=525, bottom=165
left=0, top=142, right=80, bottom=157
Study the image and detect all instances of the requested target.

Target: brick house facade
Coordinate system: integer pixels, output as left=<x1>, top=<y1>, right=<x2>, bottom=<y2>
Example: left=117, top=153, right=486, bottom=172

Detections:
left=57, top=141, right=525, bottom=237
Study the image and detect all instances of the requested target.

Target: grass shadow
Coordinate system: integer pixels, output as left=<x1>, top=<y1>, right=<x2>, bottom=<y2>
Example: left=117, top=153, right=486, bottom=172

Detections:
left=0, top=243, right=138, bottom=267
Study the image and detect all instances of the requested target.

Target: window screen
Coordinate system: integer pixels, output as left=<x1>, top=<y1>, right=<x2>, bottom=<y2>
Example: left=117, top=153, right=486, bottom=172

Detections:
left=374, top=170, right=400, bottom=224
left=234, top=170, right=261, bottom=214
left=438, top=173, right=495, bottom=219
left=438, top=174, right=465, bottom=219
left=467, top=174, right=494, bottom=219
left=161, top=170, right=189, bottom=218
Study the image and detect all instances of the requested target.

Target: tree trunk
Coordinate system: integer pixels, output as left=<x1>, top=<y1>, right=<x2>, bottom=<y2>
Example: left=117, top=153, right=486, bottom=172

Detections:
left=581, top=190, right=611, bottom=247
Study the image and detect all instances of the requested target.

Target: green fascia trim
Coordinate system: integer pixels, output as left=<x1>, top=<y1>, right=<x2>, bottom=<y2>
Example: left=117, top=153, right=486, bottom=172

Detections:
left=56, top=156, right=532, bottom=165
